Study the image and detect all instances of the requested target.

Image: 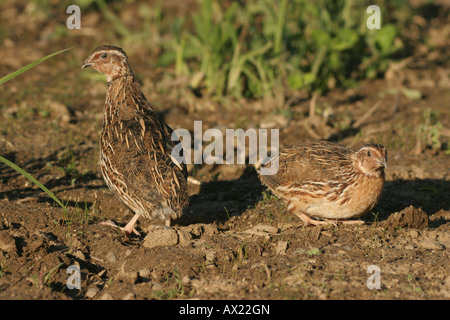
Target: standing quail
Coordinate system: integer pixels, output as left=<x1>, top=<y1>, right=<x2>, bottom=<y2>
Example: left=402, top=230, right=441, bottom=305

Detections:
left=259, top=141, right=387, bottom=225
left=81, top=45, right=189, bottom=235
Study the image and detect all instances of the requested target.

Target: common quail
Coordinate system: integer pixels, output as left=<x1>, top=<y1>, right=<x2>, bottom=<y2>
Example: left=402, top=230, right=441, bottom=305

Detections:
left=260, top=141, right=387, bottom=225
left=82, top=45, right=189, bottom=235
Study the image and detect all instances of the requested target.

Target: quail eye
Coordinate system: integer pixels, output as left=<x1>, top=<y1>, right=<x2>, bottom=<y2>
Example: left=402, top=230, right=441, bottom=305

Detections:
left=367, top=150, right=372, bottom=157
left=101, top=53, right=108, bottom=59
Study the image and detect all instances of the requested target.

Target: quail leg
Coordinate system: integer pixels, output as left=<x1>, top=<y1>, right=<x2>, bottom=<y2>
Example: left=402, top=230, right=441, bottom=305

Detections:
left=294, top=212, right=329, bottom=226
left=122, top=213, right=141, bottom=235
left=101, top=213, right=141, bottom=236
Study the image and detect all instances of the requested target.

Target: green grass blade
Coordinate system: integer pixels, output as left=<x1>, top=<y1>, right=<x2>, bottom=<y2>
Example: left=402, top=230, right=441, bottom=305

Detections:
left=273, top=0, right=287, bottom=56
left=0, top=156, right=67, bottom=212
left=0, top=47, right=72, bottom=85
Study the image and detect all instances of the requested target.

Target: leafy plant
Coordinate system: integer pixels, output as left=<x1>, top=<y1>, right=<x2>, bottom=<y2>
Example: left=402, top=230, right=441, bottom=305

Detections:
left=305, top=248, right=322, bottom=256
left=416, top=109, right=445, bottom=152
left=157, top=0, right=405, bottom=99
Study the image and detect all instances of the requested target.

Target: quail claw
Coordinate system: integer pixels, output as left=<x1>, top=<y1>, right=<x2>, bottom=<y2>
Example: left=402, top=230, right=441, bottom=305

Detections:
left=100, top=219, right=141, bottom=236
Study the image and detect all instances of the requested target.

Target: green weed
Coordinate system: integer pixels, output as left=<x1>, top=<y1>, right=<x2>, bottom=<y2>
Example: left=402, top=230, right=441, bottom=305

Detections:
left=261, top=190, right=278, bottom=203
left=62, top=201, right=98, bottom=235
left=416, top=109, right=446, bottom=152
left=305, top=248, right=322, bottom=256
left=0, top=48, right=71, bottom=85
left=153, top=268, right=187, bottom=299
left=233, top=242, right=248, bottom=268
left=155, top=0, right=405, bottom=99
left=0, top=261, right=8, bottom=278
left=0, top=48, right=71, bottom=214
left=43, top=263, right=64, bottom=288
left=0, top=155, right=68, bottom=214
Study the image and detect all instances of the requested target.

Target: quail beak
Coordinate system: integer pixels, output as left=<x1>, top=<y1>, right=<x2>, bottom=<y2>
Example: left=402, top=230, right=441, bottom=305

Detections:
left=81, top=60, right=92, bottom=70
left=379, top=158, right=387, bottom=169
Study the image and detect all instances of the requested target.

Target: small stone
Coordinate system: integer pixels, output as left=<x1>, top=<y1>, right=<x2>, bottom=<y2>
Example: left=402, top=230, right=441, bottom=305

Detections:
left=182, top=275, right=191, bottom=285
left=116, top=270, right=139, bottom=284
left=143, top=228, right=178, bottom=248
left=99, top=293, right=114, bottom=300
left=151, top=282, right=162, bottom=291
left=408, top=230, right=419, bottom=238
left=138, top=268, right=151, bottom=279
left=177, top=230, right=192, bottom=246
left=0, top=230, right=15, bottom=252
left=404, top=244, right=415, bottom=250
left=276, top=241, right=289, bottom=255
left=122, top=293, right=135, bottom=300
left=190, top=279, right=202, bottom=288
left=70, top=238, right=83, bottom=250
left=205, top=251, right=216, bottom=263
left=74, top=250, right=85, bottom=260
left=85, top=287, right=99, bottom=299
left=205, top=251, right=217, bottom=269
left=106, top=252, right=117, bottom=263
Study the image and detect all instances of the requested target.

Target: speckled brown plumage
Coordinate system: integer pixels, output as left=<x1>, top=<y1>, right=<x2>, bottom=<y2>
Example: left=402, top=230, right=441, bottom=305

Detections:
left=82, top=45, right=188, bottom=235
left=260, top=141, right=387, bottom=225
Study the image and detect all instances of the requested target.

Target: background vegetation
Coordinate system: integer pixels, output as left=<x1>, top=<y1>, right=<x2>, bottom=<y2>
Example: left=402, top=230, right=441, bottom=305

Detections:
left=71, top=0, right=409, bottom=99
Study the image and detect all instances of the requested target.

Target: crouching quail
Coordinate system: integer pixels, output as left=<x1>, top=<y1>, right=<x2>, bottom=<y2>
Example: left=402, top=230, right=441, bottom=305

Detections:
left=82, top=45, right=189, bottom=235
left=260, top=141, right=387, bottom=226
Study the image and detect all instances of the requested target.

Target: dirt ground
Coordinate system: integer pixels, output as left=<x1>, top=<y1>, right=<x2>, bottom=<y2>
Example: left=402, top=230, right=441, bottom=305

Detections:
left=0, top=1, right=449, bottom=300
